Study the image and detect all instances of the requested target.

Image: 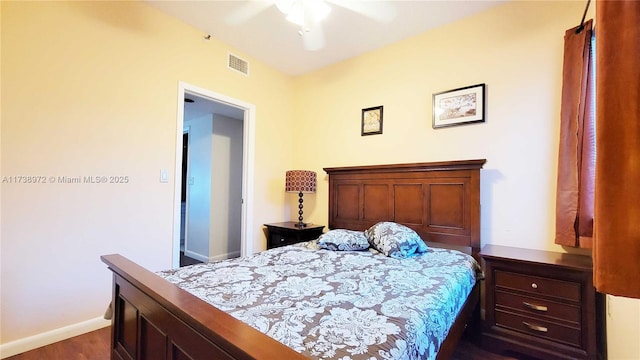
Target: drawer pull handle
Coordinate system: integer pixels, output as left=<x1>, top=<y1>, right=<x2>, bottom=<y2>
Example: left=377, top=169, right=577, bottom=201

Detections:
left=280, top=238, right=285, bottom=242
left=523, top=302, right=548, bottom=312
left=531, top=283, right=538, bottom=289
left=523, top=321, right=548, bottom=333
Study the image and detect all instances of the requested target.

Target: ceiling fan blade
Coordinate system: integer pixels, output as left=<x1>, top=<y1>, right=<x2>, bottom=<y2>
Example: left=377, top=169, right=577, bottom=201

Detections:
left=326, top=0, right=397, bottom=23
left=226, top=0, right=275, bottom=26
left=302, top=22, right=325, bottom=51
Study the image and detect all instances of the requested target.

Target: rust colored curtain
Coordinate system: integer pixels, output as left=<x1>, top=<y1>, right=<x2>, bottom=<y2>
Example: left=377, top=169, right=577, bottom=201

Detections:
left=555, top=19, right=595, bottom=248
left=594, top=0, right=640, bottom=298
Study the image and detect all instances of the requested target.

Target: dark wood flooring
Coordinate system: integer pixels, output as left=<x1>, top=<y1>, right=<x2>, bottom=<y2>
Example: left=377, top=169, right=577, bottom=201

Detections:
left=180, top=251, right=202, bottom=267
left=4, top=327, right=110, bottom=360
left=5, top=326, right=522, bottom=360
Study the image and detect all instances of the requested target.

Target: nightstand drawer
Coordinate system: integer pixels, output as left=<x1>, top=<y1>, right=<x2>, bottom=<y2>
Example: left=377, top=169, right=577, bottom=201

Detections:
left=495, top=270, right=581, bottom=302
left=495, top=309, right=582, bottom=347
left=268, top=232, right=317, bottom=246
left=264, top=222, right=324, bottom=249
left=495, top=290, right=581, bottom=324
left=269, top=233, right=297, bottom=247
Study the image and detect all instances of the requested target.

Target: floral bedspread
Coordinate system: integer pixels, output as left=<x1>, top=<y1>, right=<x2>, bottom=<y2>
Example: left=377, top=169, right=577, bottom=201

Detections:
left=157, top=241, right=480, bottom=360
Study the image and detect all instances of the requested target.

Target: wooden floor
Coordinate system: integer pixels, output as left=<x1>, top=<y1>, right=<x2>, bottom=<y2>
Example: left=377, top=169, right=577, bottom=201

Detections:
left=4, top=327, right=111, bottom=360
left=179, top=251, right=202, bottom=267
left=5, top=326, right=523, bottom=360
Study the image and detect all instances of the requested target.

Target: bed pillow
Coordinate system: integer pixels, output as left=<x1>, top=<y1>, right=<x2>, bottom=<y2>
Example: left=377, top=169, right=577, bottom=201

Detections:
left=317, top=229, right=370, bottom=251
left=364, top=222, right=428, bottom=258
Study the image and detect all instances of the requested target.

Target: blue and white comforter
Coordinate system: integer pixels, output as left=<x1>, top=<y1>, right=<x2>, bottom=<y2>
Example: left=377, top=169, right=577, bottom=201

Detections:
left=157, top=241, right=480, bottom=360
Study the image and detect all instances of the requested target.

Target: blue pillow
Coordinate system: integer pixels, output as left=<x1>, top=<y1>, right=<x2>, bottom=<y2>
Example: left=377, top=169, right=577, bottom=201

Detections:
left=318, top=229, right=370, bottom=251
left=364, top=222, right=428, bottom=258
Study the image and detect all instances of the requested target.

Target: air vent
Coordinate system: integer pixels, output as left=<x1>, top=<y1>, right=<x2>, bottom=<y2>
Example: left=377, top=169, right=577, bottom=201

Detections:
left=228, top=53, right=249, bottom=76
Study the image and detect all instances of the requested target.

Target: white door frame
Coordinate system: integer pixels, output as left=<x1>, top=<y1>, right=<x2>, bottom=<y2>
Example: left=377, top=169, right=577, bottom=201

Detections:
left=173, top=81, right=256, bottom=268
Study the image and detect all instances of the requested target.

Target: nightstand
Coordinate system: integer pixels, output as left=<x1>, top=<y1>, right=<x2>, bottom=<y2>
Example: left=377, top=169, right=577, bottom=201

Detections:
left=480, top=245, right=605, bottom=360
left=264, top=222, right=325, bottom=249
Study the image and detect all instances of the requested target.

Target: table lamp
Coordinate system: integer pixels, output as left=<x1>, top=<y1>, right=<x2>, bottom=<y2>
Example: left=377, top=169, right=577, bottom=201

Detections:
left=285, top=170, right=316, bottom=228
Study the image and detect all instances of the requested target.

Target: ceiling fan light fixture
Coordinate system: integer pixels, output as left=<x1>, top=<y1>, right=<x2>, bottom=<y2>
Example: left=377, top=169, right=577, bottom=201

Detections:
left=285, top=2, right=305, bottom=26
left=305, top=0, right=331, bottom=23
left=277, top=0, right=331, bottom=27
left=275, top=0, right=295, bottom=14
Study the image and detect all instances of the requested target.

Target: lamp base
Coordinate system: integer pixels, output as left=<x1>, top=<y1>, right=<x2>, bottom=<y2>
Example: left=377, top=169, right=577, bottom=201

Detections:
left=295, top=192, right=307, bottom=228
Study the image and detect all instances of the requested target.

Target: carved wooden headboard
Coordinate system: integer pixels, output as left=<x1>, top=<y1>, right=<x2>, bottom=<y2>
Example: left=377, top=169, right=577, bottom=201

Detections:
left=323, top=159, right=485, bottom=259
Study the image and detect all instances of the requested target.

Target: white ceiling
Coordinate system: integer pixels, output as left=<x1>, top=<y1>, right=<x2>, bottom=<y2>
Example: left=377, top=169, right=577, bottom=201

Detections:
left=183, top=92, right=246, bottom=120
left=146, top=0, right=507, bottom=76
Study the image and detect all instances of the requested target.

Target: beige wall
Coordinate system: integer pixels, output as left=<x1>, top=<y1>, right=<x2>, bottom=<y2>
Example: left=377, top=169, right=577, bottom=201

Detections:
left=0, top=0, right=294, bottom=347
left=292, top=1, right=638, bottom=359
left=1, top=1, right=638, bottom=359
left=210, top=114, right=244, bottom=260
left=294, top=1, right=571, bottom=252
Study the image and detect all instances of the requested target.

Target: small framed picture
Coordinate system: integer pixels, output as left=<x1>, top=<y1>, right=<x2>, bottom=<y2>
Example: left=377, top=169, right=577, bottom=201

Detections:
left=432, top=84, right=485, bottom=128
left=362, top=106, right=383, bottom=136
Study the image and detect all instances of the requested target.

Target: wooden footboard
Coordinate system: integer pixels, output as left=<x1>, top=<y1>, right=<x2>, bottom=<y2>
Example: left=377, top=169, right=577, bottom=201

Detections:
left=102, top=254, right=308, bottom=360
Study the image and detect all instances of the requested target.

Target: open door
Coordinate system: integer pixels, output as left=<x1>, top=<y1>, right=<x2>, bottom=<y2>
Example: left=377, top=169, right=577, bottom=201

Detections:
left=172, top=82, right=256, bottom=268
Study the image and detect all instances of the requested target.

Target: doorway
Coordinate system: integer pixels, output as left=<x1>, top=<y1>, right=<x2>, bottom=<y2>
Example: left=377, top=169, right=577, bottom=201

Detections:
left=172, top=82, right=256, bottom=268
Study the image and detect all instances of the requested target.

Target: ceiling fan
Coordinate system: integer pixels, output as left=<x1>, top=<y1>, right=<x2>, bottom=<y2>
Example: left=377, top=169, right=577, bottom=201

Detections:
left=225, top=0, right=397, bottom=51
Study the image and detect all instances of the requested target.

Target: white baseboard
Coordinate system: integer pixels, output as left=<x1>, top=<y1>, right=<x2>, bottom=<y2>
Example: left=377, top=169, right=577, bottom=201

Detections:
left=0, top=317, right=110, bottom=359
left=184, top=250, right=240, bottom=263
left=184, top=249, right=209, bottom=263
left=209, top=250, right=241, bottom=262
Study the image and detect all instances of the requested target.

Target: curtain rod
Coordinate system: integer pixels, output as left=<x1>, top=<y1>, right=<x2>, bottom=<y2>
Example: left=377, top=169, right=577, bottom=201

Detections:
left=576, top=0, right=592, bottom=34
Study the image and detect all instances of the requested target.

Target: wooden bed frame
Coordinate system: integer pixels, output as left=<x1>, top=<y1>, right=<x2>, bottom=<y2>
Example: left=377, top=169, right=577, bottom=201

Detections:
left=102, top=159, right=485, bottom=360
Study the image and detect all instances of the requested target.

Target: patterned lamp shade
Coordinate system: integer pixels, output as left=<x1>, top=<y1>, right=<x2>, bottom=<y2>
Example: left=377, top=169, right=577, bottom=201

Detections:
left=285, top=170, right=317, bottom=193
